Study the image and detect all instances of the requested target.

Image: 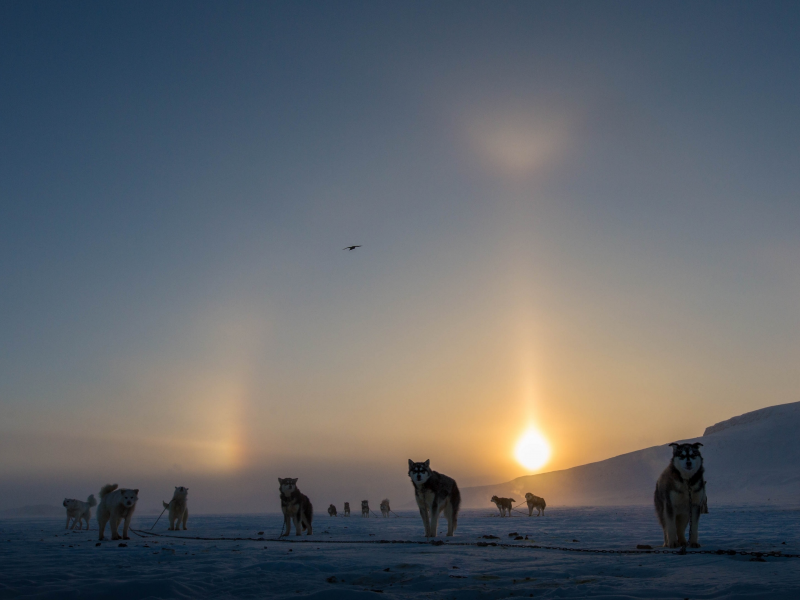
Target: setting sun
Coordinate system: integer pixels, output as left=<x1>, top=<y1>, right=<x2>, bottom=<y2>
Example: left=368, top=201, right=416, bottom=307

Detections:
left=514, top=429, right=551, bottom=471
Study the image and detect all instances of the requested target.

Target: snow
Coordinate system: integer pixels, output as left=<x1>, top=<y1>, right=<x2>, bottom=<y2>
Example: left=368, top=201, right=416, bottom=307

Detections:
left=2, top=506, right=799, bottom=598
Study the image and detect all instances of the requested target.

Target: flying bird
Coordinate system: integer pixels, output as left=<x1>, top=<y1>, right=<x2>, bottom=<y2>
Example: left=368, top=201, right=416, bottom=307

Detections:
left=343, top=245, right=362, bottom=251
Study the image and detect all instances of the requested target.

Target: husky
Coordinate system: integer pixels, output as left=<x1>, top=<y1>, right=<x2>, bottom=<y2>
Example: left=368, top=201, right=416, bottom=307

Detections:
left=162, top=486, right=189, bottom=531
left=96, top=484, right=139, bottom=541
left=408, top=459, right=461, bottom=537
left=380, top=498, right=390, bottom=517
left=361, top=500, right=370, bottom=517
left=63, top=495, right=96, bottom=530
left=491, top=495, right=515, bottom=517
left=278, top=478, right=313, bottom=536
left=654, top=442, right=707, bottom=548
left=328, top=504, right=337, bottom=517
left=343, top=502, right=350, bottom=516
left=524, top=493, right=546, bottom=516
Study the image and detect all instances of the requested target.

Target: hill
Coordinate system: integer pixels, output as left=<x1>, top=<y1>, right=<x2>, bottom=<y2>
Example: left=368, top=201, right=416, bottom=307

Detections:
left=461, top=401, right=800, bottom=508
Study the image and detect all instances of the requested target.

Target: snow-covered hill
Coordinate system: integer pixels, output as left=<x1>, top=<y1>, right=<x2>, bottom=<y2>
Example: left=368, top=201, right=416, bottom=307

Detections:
left=461, top=401, right=800, bottom=508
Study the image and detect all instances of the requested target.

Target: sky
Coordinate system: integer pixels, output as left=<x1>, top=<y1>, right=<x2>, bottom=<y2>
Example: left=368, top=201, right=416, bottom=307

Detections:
left=1, top=0, right=799, bottom=513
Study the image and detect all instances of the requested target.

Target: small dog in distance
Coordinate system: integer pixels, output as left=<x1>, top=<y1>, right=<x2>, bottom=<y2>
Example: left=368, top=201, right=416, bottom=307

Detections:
left=162, top=486, right=189, bottom=531
left=63, top=495, right=96, bottom=530
left=361, top=500, right=370, bottom=517
left=491, top=495, right=515, bottom=517
left=524, top=492, right=546, bottom=516
left=343, top=502, right=350, bottom=516
left=328, top=504, right=337, bottom=517
left=380, top=498, right=390, bottom=517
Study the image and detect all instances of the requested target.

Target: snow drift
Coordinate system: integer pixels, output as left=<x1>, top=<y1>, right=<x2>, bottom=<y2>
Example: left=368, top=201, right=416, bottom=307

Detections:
left=461, top=401, right=800, bottom=507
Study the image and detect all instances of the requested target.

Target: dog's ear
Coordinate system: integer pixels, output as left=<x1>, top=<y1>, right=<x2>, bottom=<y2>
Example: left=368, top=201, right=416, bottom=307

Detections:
left=423, top=459, right=430, bottom=467
left=292, top=478, right=298, bottom=484
left=408, top=459, right=414, bottom=469
left=133, top=489, right=139, bottom=494
left=175, top=486, right=178, bottom=490
left=669, top=443, right=679, bottom=447
left=278, top=478, right=284, bottom=484
left=691, top=442, right=703, bottom=448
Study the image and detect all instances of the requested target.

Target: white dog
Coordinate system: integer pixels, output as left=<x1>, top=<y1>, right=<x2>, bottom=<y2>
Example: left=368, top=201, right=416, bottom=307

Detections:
left=97, top=484, right=139, bottom=541
left=63, top=495, right=96, bottom=530
left=162, top=486, right=189, bottom=531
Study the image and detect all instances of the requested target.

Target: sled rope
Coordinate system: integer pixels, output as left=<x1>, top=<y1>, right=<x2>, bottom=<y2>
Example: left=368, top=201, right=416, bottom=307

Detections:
left=129, top=529, right=799, bottom=558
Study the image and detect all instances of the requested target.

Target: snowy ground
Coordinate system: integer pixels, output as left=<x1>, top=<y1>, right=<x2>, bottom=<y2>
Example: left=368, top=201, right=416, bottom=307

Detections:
left=2, top=506, right=799, bottom=599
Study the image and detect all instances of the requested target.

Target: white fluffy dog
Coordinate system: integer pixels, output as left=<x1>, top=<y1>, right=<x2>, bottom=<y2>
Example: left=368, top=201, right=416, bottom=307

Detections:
left=63, top=495, right=96, bottom=530
left=96, top=484, right=139, bottom=541
left=162, top=486, right=189, bottom=531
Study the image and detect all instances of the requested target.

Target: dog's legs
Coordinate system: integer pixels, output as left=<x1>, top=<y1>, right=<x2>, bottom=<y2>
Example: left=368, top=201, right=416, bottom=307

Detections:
left=110, top=514, right=121, bottom=540
left=417, top=505, right=431, bottom=537
left=282, top=514, right=291, bottom=536
left=182, top=508, right=189, bottom=530
left=675, top=513, right=688, bottom=547
left=429, top=500, right=441, bottom=538
left=122, top=513, right=132, bottom=540
left=688, top=505, right=701, bottom=548
left=443, top=501, right=455, bottom=536
left=293, top=514, right=302, bottom=536
left=98, top=512, right=108, bottom=541
left=65, top=514, right=71, bottom=529
left=304, top=514, right=312, bottom=536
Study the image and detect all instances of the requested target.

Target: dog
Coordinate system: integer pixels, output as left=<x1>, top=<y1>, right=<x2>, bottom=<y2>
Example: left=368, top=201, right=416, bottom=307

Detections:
left=654, top=442, right=707, bottom=548
left=278, top=478, right=313, bottom=536
left=63, top=495, right=96, bottom=530
left=328, top=504, right=337, bottom=517
left=380, top=498, right=390, bottom=517
left=361, top=500, right=370, bottom=517
left=162, top=486, right=189, bottom=531
left=96, top=484, right=139, bottom=541
left=343, top=502, right=350, bottom=516
left=525, top=492, right=546, bottom=516
left=408, top=459, right=460, bottom=537
left=491, top=495, right=515, bottom=517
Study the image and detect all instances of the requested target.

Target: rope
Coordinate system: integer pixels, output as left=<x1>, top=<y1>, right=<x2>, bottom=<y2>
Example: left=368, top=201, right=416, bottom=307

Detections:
left=150, top=507, right=168, bottom=530
left=128, top=530, right=799, bottom=559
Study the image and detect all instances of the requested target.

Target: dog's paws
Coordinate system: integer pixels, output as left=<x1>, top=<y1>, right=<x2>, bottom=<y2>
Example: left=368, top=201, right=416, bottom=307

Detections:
left=689, top=542, right=701, bottom=548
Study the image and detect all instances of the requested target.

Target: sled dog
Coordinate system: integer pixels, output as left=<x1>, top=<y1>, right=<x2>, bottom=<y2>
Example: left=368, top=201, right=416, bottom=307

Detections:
left=328, top=504, right=337, bottom=517
left=63, top=495, right=96, bottom=530
left=97, top=484, right=139, bottom=541
left=525, top=493, right=546, bottom=516
left=408, top=459, right=461, bottom=537
left=361, top=500, right=370, bottom=517
left=654, top=442, right=707, bottom=548
left=343, top=502, right=350, bottom=516
left=380, top=499, right=390, bottom=517
left=278, top=478, right=313, bottom=536
left=491, top=495, right=515, bottom=517
left=162, top=486, right=189, bottom=531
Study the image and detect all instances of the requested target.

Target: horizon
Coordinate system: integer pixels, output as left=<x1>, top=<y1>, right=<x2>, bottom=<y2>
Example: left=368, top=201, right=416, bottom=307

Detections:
left=2, top=1, right=799, bottom=515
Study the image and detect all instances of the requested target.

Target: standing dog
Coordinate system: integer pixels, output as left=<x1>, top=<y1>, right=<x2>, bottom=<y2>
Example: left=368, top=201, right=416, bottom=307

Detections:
left=361, top=500, right=370, bottom=517
left=162, top=486, right=189, bottom=531
left=408, top=459, right=461, bottom=537
left=380, top=499, right=390, bottom=517
left=343, top=502, right=350, bottom=516
left=63, top=495, right=96, bottom=530
left=525, top=493, right=546, bottom=516
left=491, top=495, right=515, bottom=517
left=654, top=442, right=707, bottom=548
left=97, top=484, right=139, bottom=541
left=328, top=504, right=337, bottom=517
left=278, top=478, right=313, bottom=536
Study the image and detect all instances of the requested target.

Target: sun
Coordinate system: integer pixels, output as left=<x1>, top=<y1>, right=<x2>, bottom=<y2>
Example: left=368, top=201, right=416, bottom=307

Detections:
left=514, top=429, right=551, bottom=471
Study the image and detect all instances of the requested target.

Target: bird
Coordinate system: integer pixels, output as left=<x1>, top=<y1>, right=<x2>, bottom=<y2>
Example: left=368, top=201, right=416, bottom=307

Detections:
left=343, top=245, right=362, bottom=251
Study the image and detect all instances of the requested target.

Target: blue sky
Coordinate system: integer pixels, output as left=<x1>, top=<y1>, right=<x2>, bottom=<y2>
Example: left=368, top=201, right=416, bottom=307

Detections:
left=1, top=1, right=798, bottom=512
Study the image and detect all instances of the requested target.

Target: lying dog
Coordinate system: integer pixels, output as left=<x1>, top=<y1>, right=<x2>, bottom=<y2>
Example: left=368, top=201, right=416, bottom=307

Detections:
left=162, top=486, right=189, bottom=531
left=654, top=442, right=707, bottom=548
left=328, top=504, right=337, bottom=517
left=278, top=478, right=313, bottom=536
left=361, top=500, right=370, bottom=517
left=63, top=495, right=96, bottom=530
left=97, top=484, right=139, bottom=541
left=524, top=492, right=546, bottom=516
left=491, top=495, right=515, bottom=517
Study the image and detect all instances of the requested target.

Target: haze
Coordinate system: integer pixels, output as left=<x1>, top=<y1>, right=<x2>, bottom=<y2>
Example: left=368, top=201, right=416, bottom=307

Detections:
left=1, top=1, right=799, bottom=513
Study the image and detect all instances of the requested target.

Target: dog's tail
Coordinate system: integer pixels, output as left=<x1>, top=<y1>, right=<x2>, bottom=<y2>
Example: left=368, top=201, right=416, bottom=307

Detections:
left=99, top=484, right=118, bottom=499
left=86, top=494, right=97, bottom=507
left=509, top=498, right=516, bottom=503
left=163, top=501, right=170, bottom=509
